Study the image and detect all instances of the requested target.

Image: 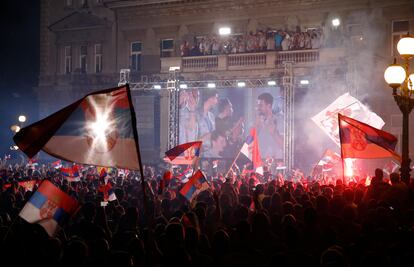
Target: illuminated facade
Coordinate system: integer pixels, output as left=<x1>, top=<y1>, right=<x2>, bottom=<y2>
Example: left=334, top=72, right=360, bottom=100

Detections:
left=39, top=0, right=414, bottom=165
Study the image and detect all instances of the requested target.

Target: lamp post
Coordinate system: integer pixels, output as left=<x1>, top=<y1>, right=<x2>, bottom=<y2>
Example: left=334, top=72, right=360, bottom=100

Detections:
left=384, top=34, right=414, bottom=185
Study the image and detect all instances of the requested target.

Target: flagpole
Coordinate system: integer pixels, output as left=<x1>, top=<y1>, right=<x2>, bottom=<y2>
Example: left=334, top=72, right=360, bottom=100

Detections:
left=338, top=114, right=346, bottom=185
left=125, top=84, right=149, bottom=215
left=225, top=147, right=242, bottom=178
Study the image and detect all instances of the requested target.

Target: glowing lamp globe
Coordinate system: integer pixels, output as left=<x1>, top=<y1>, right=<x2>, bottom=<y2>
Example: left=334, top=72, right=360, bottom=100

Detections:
left=18, top=115, right=26, bottom=123
left=384, top=64, right=406, bottom=89
left=397, top=36, right=414, bottom=58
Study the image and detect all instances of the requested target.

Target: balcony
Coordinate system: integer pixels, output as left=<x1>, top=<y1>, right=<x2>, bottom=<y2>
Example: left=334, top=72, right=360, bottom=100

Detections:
left=160, top=49, right=334, bottom=73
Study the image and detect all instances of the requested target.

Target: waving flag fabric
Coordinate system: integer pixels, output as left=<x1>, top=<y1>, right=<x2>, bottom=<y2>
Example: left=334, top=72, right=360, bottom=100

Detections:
left=338, top=114, right=401, bottom=161
left=98, top=182, right=117, bottom=202
left=179, top=170, right=209, bottom=201
left=312, top=93, right=385, bottom=146
left=52, top=160, right=62, bottom=169
left=13, top=85, right=141, bottom=170
left=19, top=180, right=80, bottom=236
left=317, top=149, right=341, bottom=172
left=164, top=141, right=202, bottom=165
left=60, top=165, right=81, bottom=182
left=237, top=128, right=263, bottom=175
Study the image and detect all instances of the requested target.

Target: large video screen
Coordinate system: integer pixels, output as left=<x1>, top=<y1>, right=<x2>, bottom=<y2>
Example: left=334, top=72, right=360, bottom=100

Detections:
left=179, top=86, right=284, bottom=162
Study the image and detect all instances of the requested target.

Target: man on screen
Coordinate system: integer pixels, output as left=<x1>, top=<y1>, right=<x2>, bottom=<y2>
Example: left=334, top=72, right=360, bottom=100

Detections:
left=204, top=130, right=227, bottom=158
left=198, top=89, right=219, bottom=147
left=255, top=92, right=283, bottom=160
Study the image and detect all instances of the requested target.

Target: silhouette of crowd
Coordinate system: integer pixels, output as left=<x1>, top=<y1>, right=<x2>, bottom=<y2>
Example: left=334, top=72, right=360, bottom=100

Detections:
left=1, top=163, right=414, bottom=267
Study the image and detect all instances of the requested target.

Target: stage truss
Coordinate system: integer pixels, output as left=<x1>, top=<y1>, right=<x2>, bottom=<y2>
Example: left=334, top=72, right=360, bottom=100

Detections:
left=119, top=69, right=295, bottom=172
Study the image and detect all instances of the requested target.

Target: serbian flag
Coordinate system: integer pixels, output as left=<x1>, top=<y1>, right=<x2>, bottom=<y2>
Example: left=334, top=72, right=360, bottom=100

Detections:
left=338, top=114, right=401, bottom=161
left=98, top=182, right=117, bottom=202
left=317, top=149, right=341, bottom=172
left=237, top=128, right=263, bottom=175
left=164, top=141, right=202, bottom=165
left=19, top=180, right=80, bottom=236
left=177, top=166, right=193, bottom=183
left=61, top=165, right=81, bottom=182
left=52, top=160, right=62, bottom=169
left=13, top=85, right=141, bottom=170
left=3, top=180, right=37, bottom=191
left=179, top=170, right=209, bottom=201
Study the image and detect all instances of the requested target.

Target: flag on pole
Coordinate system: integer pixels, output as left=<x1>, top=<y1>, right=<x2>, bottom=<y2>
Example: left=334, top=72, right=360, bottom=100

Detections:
left=338, top=114, right=401, bottom=161
left=164, top=141, right=202, bottom=165
left=312, top=93, right=385, bottom=146
left=317, top=149, right=341, bottom=172
left=383, top=160, right=400, bottom=175
left=19, top=180, right=80, bottom=236
left=177, top=166, right=193, bottom=183
left=237, top=128, right=263, bottom=175
left=179, top=170, right=209, bottom=201
left=13, top=85, right=140, bottom=170
left=51, top=160, right=62, bottom=169
left=60, top=165, right=81, bottom=182
left=98, top=182, right=117, bottom=202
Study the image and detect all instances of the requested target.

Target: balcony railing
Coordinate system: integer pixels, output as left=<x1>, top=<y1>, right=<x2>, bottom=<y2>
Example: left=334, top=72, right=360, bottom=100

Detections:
left=182, top=55, right=219, bottom=71
left=275, top=49, right=319, bottom=65
left=227, top=53, right=266, bottom=67
left=162, top=49, right=324, bottom=73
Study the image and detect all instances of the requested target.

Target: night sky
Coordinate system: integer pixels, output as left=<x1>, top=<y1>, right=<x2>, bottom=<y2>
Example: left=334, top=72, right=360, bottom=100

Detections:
left=0, top=0, right=40, bottom=155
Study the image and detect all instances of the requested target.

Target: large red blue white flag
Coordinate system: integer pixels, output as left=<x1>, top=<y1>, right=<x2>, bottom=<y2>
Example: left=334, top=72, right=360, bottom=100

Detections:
left=164, top=141, right=202, bottom=165
left=238, top=128, right=263, bottom=175
left=312, top=93, right=385, bottom=146
left=13, top=85, right=141, bottom=170
left=60, top=165, right=81, bottom=182
left=338, top=114, right=401, bottom=161
left=19, top=180, right=80, bottom=236
left=179, top=170, right=209, bottom=201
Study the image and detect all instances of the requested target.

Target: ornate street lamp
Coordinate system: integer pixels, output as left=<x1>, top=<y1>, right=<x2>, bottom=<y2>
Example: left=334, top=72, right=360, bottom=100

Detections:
left=384, top=34, right=414, bottom=185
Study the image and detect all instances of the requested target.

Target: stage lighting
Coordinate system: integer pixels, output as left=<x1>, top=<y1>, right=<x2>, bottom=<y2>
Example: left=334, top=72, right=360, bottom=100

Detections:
left=153, top=85, right=162, bottom=89
left=300, top=80, right=309, bottom=85
left=219, top=27, right=231, bottom=35
left=237, top=82, right=246, bottom=87
left=267, top=81, right=276, bottom=86
left=207, top=83, right=216, bottom=88
left=331, top=18, right=340, bottom=27
left=180, top=84, right=188, bottom=89
left=169, top=66, right=180, bottom=71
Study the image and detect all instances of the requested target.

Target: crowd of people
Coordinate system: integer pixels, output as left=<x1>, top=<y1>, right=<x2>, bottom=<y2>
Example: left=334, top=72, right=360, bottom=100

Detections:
left=1, top=159, right=414, bottom=267
left=180, top=28, right=323, bottom=57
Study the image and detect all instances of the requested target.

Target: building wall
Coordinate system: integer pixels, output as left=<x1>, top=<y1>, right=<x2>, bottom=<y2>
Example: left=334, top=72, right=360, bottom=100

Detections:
left=38, top=0, right=414, bottom=164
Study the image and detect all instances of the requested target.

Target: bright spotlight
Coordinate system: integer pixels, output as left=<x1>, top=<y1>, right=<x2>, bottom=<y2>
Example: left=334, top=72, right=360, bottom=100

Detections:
left=153, top=85, right=162, bottom=89
left=179, top=84, right=188, bottom=89
left=219, top=27, right=231, bottom=35
left=90, top=115, right=110, bottom=140
left=207, top=83, right=216, bottom=88
left=18, top=115, right=26, bottom=122
left=300, top=80, right=310, bottom=85
left=267, top=81, right=276, bottom=86
left=237, top=82, right=246, bottom=87
left=331, top=18, right=340, bottom=27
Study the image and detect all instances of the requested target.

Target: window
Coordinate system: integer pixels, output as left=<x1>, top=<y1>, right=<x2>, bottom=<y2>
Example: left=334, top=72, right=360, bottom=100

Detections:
left=160, top=39, right=174, bottom=57
left=95, top=44, right=102, bottom=73
left=131, top=41, right=142, bottom=71
left=65, top=0, right=73, bottom=7
left=391, top=20, right=410, bottom=56
left=80, top=45, right=87, bottom=73
left=80, top=0, right=87, bottom=7
left=64, top=46, right=72, bottom=74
